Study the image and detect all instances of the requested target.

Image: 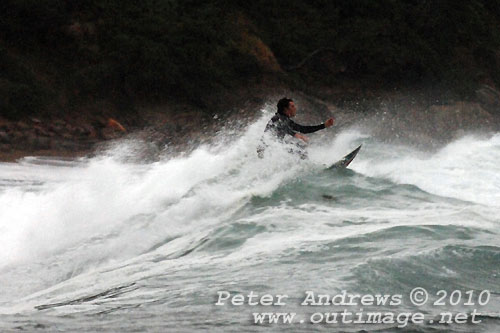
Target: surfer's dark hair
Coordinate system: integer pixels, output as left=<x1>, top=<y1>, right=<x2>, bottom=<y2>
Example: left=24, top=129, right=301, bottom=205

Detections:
left=277, top=98, right=293, bottom=115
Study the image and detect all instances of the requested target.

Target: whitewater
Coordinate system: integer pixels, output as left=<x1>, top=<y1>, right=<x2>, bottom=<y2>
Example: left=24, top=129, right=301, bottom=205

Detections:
left=0, top=110, right=499, bottom=332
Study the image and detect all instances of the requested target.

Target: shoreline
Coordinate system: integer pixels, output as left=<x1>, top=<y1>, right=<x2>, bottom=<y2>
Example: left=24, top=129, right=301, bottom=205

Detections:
left=0, top=115, right=125, bottom=163
left=0, top=149, right=92, bottom=163
left=2, top=83, right=500, bottom=163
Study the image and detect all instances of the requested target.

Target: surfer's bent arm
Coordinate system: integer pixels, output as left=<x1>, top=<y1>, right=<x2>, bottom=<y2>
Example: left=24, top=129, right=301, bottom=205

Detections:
left=294, top=133, right=308, bottom=142
left=273, top=123, right=307, bottom=142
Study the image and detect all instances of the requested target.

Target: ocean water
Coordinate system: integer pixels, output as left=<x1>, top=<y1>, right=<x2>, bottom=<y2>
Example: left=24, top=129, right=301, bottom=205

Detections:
left=0, top=112, right=499, bottom=332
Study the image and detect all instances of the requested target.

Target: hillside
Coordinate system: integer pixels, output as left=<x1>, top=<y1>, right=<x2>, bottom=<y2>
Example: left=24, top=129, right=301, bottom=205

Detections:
left=1, top=1, right=500, bottom=159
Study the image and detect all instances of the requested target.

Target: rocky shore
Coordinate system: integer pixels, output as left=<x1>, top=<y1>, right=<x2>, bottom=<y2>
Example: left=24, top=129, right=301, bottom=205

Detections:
left=0, top=97, right=263, bottom=162
left=1, top=84, right=500, bottom=163
left=0, top=115, right=128, bottom=162
left=0, top=82, right=276, bottom=162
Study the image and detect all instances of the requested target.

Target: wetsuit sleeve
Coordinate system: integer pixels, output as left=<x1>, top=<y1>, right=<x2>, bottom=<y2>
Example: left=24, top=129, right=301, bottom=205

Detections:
left=289, top=120, right=325, bottom=134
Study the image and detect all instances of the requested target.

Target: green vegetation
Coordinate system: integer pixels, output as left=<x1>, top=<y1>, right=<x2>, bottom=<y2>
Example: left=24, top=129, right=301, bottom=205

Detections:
left=1, top=0, right=500, bottom=118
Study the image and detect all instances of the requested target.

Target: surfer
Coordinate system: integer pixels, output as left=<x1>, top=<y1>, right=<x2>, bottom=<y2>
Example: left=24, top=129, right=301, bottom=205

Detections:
left=257, top=98, right=335, bottom=158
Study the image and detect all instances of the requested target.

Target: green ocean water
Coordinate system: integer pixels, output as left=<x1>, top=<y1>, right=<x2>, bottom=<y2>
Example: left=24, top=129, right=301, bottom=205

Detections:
left=0, top=118, right=498, bottom=332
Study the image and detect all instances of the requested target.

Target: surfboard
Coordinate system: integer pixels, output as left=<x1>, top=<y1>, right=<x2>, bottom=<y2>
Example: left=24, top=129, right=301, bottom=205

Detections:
left=328, top=145, right=362, bottom=169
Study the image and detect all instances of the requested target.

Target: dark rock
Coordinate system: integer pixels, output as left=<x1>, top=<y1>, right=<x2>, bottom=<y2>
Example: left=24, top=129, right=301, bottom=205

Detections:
left=11, top=130, right=25, bottom=141
left=50, top=123, right=65, bottom=134
left=0, top=131, right=9, bottom=144
left=101, top=127, right=121, bottom=140
left=36, top=137, right=51, bottom=150
left=25, top=132, right=53, bottom=150
left=75, top=126, right=89, bottom=136
left=61, top=132, right=74, bottom=140
left=16, top=121, right=30, bottom=130
left=476, top=84, right=500, bottom=115
left=51, top=139, right=63, bottom=151
left=25, top=135, right=51, bottom=150
left=81, top=124, right=95, bottom=135
left=34, top=126, right=50, bottom=137
left=95, top=116, right=108, bottom=128
left=0, top=144, right=10, bottom=152
left=51, top=139, right=79, bottom=151
left=61, top=140, right=79, bottom=151
left=53, top=119, right=66, bottom=127
left=25, top=133, right=36, bottom=149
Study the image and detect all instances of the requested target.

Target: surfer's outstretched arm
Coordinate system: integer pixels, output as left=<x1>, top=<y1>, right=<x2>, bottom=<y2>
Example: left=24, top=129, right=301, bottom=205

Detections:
left=290, top=117, right=335, bottom=134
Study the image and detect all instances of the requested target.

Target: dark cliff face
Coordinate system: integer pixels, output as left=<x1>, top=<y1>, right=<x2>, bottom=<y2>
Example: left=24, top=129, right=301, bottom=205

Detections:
left=1, top=1, right=500, bottom=123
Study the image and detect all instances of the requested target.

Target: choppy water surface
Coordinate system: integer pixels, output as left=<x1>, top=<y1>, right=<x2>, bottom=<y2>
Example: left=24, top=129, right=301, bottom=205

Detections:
left=0, top=114, right=499, bottom=332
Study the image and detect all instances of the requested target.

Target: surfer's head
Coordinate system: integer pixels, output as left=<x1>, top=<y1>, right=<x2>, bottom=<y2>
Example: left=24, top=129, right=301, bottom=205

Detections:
left=277, top=98, right=296, bottom=117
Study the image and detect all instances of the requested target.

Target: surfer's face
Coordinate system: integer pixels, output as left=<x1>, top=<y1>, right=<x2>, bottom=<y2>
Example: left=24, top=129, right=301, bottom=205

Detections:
left=286, top=102, right=297, bottom=117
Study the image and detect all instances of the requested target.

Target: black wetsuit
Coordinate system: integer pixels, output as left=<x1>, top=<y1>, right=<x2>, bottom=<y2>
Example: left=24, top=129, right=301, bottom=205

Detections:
left=257, top=113, right=326, bottom=158
left=265, top=113, right=325, bottom=138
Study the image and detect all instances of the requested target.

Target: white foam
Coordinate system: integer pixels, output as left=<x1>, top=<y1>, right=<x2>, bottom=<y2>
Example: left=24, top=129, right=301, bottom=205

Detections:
left=354, top=133, right=500, bottom=207
left=0, top=110, right=308, bottom=267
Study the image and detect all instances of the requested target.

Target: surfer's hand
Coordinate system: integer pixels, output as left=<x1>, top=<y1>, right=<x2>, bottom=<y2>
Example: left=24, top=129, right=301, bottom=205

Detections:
left=325, top=118, right=335, bottom=128
left=294, top=133, right=309, bottom=143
